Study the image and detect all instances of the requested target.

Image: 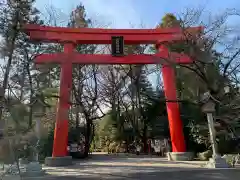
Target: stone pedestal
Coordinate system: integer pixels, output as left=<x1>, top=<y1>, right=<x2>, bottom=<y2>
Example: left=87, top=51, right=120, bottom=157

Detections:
left=19, top=158, right=28, bottom=165
left=5, top=164, right=23, bottom=175
left=2, top=175, right=21, bottom=180
left=205, top=156, right=230, bottom=168
left=2, top=162, right=45, bottom=179
left=23, top=162, right=45, bottom=177
left=45, top=156, right=72, bottom=167
left=167, top=152, right=194, bottom=161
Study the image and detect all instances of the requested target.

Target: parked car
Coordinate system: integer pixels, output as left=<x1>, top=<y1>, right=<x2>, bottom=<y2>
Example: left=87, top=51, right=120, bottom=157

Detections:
left=67, top=140, right=85, bottom=158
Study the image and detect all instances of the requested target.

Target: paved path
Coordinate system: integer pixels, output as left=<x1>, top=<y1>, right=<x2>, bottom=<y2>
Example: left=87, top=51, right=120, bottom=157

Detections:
left=2, top=154, right=240, bottom=179
left=40, top=154, right=239, bottom=180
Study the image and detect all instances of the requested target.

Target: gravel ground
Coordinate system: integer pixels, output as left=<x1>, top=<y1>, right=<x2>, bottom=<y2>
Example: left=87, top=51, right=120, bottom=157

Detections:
left=1, top=154, right=240, bottom=180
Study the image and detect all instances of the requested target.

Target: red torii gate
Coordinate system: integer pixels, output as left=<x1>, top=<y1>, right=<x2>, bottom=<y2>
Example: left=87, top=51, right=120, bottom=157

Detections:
left=24, top=24, right=202, bottom=163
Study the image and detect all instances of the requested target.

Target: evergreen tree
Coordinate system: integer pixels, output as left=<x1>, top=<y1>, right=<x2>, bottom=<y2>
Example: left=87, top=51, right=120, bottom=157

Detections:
left=0, top=0, right=43, bottom=127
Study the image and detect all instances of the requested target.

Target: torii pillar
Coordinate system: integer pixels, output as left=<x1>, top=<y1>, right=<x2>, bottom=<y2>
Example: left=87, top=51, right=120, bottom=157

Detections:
left=159, top=45, right=186, bottom=153
left=52, top=43, right=74, bottom=157
left=45, top=43, right=74, bottom=166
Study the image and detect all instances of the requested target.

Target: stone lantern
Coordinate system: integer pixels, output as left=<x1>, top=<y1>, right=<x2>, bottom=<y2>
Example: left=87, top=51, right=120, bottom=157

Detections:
left=200, top=91, right=229, bottom=168
left=31, top=93, right=49, bottom=119
left=30, top=92, right=50, bottom=152
left=34, top=63, right=55, bottom=74
left=20, top=92, right=51, bottom=176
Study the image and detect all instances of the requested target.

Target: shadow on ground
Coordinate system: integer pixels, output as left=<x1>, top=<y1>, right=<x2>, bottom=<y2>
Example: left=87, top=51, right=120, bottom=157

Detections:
left=28, top=169, right=240, bottom=180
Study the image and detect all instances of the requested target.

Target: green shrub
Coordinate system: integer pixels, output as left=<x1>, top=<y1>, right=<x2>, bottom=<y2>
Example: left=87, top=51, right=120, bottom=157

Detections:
left=38, top=127, right=54, bottom=160
left=198, top=150, right=212, bottom=161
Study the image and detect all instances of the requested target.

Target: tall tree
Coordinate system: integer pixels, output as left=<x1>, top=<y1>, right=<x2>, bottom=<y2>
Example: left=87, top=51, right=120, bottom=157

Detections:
left=0, top=0, right=43, bottom=128
left=68, top=4, right=105, bottom=157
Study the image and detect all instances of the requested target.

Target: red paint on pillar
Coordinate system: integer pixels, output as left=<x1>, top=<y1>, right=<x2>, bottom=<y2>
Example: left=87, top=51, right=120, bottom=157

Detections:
left=160, top=49, right=186, bottom=152
left=161, top=65, right=186, bottom=152
left=52, top=43, right=74, bottom=157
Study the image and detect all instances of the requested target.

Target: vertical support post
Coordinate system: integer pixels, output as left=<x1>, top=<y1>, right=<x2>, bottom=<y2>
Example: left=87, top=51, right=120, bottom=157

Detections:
left=205, top=111, right=229, bottom=168
left=159, top=46, right=186, bottom=152
left=206, top=113, right=218, bottom=158
left=35, top=119, right=41, bottom=161
left=52, top=43, right=74, bottom=157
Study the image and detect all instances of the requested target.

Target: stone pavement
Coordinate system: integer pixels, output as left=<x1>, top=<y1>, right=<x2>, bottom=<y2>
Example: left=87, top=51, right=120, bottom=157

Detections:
left=2, top=154, right=240, bottom=179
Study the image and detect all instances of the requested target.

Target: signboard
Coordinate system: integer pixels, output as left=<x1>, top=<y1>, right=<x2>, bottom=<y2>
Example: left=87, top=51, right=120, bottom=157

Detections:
left=111, top=36, right=124, bottom=56
left=201, top=100, right=216, bottom=113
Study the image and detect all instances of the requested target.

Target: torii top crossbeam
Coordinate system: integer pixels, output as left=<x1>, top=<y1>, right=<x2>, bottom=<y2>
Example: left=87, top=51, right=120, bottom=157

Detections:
left=24, top=24, right=203, bottom=44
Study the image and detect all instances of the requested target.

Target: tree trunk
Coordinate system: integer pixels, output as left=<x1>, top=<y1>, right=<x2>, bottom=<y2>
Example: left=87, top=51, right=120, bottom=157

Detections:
left=0, top=10, right=19, bottom=122
left=75, top=109, right=80, bottom=129
left=142, top=124, right=148, bottom=153
left=19, top=69, right=26, bottom=101
left=84, top=119, right=92, bottom=157
left=26, top=59, right=33, bottom=128
left=75, top=65, right=82, bottom=129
